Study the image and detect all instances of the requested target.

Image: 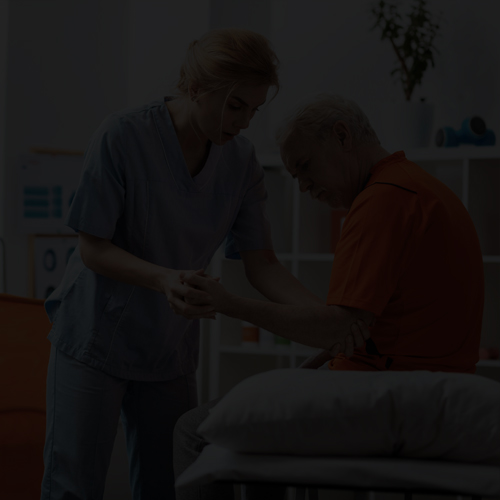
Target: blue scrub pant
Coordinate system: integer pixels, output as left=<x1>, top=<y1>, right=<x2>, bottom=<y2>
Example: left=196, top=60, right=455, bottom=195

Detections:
left=41, top=345, right=198, bottom=500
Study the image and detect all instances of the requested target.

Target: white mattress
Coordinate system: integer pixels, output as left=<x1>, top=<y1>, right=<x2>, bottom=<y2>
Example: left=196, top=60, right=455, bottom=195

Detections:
left=176, top=444, right=500, bottom=496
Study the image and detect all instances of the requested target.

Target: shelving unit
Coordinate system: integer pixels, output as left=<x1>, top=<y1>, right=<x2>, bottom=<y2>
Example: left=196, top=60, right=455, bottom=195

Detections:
left=205, top=146, right=500, bottom=399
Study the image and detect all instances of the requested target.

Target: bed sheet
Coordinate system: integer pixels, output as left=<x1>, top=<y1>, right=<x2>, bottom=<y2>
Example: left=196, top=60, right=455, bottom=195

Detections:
left=176, top=444, right=500, bottom=496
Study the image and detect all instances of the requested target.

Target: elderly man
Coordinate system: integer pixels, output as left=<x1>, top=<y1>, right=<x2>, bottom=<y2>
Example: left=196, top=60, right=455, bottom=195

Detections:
left=183, top=94, right=484, bottom=373
left=173, top=94, right=484, bottom=499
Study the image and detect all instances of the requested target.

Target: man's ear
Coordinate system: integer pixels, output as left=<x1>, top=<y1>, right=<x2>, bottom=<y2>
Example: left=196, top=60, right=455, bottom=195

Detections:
left=332, top=121, right=352, bottom=150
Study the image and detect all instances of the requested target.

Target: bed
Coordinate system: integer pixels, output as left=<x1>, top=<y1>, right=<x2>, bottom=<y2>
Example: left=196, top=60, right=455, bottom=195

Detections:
left=176, top=443, right=500, bottom=498
left=176, top=369, right=500, bottom=499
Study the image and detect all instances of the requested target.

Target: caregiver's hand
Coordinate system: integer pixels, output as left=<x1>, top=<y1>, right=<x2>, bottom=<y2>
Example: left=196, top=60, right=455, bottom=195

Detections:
left=180, top=272, right=234, bottom=315
left=161, top=269, right=219, bottom=320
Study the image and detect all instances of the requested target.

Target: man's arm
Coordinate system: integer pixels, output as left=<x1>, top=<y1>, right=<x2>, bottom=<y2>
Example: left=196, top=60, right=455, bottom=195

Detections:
left=227, top=296, right=373, bottom=355
left=182, top=272, right=374, bottom=357
left=240, top=249, right=325, bottom=306
left=240, top=249, right=372, bottom=359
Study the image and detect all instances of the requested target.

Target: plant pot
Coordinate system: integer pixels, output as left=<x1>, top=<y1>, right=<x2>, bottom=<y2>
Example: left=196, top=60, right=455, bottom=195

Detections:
left=375, top=100, right=435, bottom=151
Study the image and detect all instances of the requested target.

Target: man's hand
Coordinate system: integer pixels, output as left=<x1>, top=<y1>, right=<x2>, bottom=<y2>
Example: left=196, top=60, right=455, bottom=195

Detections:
left=160, top=269, right=220, bottom=320
left=315, top=319, right=371, bottom=365
left=180, top=273, right=234, bottom=315
left=300, top=318, right=372, bottom=367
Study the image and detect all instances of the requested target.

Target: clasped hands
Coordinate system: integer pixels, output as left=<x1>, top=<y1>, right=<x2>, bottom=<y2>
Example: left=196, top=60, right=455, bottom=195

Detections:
left=161, top=268, right=220, bottom=320
left=162, top=268, right=370, bottom=359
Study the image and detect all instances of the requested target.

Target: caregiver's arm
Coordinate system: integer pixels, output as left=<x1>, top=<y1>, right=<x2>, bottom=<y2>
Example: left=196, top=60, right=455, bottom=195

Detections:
left=79, top=231, right=216, bottom=319
left=183, top=273, right=374, bottom=357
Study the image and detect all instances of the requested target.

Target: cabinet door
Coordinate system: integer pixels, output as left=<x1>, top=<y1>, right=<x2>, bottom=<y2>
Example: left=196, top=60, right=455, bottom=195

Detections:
left=468, top=159, right=500, bottom=367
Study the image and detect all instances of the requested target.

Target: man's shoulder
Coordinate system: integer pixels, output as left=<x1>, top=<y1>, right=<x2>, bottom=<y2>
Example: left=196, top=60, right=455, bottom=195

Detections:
left=357, top=175, right=418, bottom=210
left=366, top=158, right=424, bottom=194
left=348, top=168, right=422, bottom=229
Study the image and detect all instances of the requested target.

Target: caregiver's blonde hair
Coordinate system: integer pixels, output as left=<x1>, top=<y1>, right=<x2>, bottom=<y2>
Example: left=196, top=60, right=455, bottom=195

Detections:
left=276, top=94, right=380, bottom=148
left=176, top=28, right=280, bottom=102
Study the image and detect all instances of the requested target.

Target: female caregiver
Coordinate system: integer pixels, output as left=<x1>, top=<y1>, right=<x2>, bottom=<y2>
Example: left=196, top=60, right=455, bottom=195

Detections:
left=41, top=28, right=365, bottom=500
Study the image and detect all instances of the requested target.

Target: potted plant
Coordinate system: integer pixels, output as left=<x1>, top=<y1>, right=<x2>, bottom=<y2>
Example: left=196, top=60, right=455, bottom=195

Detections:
left=371, top=0, right=442, bottom=148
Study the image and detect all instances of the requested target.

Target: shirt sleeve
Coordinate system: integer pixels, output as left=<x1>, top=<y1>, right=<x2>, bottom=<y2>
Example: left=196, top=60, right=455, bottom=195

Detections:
left=225, top=147, right=274, bottom=260
left=66, top=115, right=127, bottom=239
left=327, top=183, right=419, bottom=315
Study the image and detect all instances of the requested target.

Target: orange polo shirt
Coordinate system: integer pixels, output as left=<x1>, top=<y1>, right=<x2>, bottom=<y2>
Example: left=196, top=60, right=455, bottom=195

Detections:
left=327, top=151, right=484, bottom=373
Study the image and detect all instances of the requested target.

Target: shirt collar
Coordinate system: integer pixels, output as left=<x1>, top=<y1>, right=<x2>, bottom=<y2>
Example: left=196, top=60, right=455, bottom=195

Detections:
left=360, top=151, right=406, bottom=190
left=369, top=150, right=406, bottom=177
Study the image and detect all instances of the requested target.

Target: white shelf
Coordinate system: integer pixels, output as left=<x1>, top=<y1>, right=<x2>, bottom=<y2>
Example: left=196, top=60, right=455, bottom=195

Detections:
left=258, top=147, right=500, bottom=169
left=226, top=253, right=335, bottom=263
left=296, top=253, right=335, bottom=262
left=477, top=359, right=500, bottom=367
left=220, top=346, right=500, bottom=368
left=220, top=344, right=320, bottom=357
left=275, top=253, right=294, bottom=261
left=297, top=254, right=500, bottom=263
left=263, top=254, right=500, bottom=263
left=483, top=256, right=500, bottom=263
left=404, top=146, right=500, bottom=161
left=259, top=153, right=282, bottom=168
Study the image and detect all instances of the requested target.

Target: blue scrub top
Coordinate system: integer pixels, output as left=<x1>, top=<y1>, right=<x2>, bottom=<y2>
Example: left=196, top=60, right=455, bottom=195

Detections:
left=45, top=97, right=273, bottom=381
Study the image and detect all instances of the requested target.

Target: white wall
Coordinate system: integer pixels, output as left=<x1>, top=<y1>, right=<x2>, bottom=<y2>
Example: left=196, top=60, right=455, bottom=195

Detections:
left=263, top=0, right=500, bottom=153
left=127, top=0, right=211, bottom=105
left=4, top=0, right=128, bottom=296
left=205, top=1, right=500, bottom=154
left=5, top=0, right=498, bottom=296
left=3, top=0, right=500, bottom=289
left=209, top=0, right=276, bottom=151
left=0, top=0, right=9, bottom=292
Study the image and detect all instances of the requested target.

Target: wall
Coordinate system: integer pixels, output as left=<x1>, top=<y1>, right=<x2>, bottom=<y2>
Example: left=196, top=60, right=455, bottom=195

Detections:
left=4, top=0, right=128, bottom=296
left=0, top=0, right=9, bottom=291
left=127, top=0, right=210, bottom=106
left=209, top=0, right=276, bottom=150
left=4, top=0, right=498, bottom=290
left=263, top=0, right=500, bottom=153
left=3, top=0, right=210, bottom=297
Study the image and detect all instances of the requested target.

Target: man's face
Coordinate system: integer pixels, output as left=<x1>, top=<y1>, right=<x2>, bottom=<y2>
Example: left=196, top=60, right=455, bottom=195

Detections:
left=194, top=84, right=269, bottom=145
left=281, top=131, right=354, bottom=210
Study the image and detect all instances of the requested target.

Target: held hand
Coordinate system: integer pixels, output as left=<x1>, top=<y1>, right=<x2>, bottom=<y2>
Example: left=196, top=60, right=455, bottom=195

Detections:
left=182, top=271, right=221, bottom=303
left=160, top=269, right=218, bottom=320
left=180, top=273, right=234, bottom=314
left=299, top=319, right=372, bottom=369
left=328, top=319, right=372, bottom=359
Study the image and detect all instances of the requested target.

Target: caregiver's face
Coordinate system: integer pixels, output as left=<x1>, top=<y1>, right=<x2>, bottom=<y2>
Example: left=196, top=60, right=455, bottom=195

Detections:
left=281, top=131, right=353, bottom=210
left=196, top=84, right=269, bottom=145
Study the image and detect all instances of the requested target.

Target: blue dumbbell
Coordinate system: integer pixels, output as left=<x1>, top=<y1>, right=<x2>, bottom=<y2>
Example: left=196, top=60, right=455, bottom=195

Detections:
left=436, top=116, right=496, bottom=147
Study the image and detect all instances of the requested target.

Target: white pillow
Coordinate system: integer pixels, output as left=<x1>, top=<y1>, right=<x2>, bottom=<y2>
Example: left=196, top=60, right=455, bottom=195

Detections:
left=197, top=369, right=500, bottom=465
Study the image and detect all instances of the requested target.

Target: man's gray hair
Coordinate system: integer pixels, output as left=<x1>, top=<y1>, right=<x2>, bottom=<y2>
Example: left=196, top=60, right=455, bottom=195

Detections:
left=276, top=94, right=380, bottom=148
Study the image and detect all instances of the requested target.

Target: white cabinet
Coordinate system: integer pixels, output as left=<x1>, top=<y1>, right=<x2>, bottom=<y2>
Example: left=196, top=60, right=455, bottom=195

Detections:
left=204, top=146, right=500, bottom=399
